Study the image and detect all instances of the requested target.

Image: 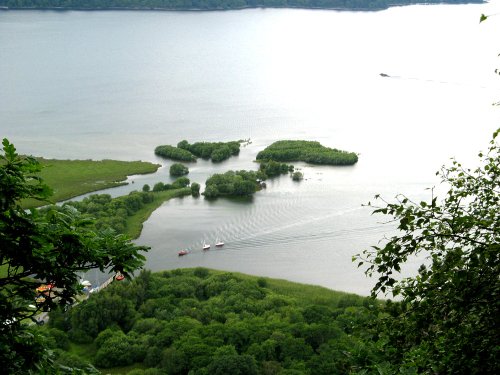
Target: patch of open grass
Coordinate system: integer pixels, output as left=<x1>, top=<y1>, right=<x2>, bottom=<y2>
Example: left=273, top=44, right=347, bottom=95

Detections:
left=23, top=158, right=160, bottom=208
left=230, top=271, right=366, bottom=308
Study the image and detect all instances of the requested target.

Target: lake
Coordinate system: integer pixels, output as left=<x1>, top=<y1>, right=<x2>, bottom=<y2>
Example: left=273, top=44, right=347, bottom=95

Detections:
left=1, top=3, right=499, bottom=295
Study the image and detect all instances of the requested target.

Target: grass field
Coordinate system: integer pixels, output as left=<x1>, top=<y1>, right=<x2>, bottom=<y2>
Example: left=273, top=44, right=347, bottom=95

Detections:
left=23, top=158, right=160, bottom=208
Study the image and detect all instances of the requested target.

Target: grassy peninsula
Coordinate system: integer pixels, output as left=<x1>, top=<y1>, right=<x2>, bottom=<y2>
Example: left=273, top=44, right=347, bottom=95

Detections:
left=256, top=140, right=358, bottom=166
left=62, top=182, right=191, bottom=239
left=24, top=158, right=160, bottom=208
left=43, top=268, right=382, bottom=374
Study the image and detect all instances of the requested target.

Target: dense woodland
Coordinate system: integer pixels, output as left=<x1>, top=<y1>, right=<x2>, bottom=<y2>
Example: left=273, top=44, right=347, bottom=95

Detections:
left=44, top=269, right=386, bottom=374
left=0, top=0, right=483, bottom=11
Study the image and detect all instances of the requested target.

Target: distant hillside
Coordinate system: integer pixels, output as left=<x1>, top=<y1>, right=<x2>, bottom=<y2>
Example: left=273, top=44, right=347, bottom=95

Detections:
left=0, top=0, right=484, bottom=12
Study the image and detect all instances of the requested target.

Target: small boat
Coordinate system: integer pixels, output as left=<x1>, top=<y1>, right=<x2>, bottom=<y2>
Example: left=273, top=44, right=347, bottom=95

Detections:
left=215, top=240, right=224, bottom=247
left=178, top=249, right=189, bottom=256
left=380, top=73, right=390, bottom=77
left=115, top=273, right=125, bottom=281
left=202, top=242, right=210, bottom=250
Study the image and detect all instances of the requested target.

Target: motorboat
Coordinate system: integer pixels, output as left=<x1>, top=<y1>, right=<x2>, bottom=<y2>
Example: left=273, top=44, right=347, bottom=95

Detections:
left=202, top=242, right=210, bottom=250
left=178, top=249, right=189, bottom=256
left=215, top=240, right=224, bottom=247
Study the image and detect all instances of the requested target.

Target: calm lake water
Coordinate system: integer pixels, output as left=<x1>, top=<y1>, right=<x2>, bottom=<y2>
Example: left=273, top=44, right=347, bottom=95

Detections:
left=1, top=3, right=499, bottom=295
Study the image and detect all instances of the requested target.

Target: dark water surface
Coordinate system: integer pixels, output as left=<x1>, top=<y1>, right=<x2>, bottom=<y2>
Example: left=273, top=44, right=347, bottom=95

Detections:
left=1, top=4, right=499, bottom=294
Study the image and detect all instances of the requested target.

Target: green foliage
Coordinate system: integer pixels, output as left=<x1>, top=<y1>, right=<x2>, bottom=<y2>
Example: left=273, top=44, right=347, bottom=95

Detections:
left=154, top=145, right=196, bottom=162
left=259, top=160, right=294, bottom=178
left=256, top=140, right=358, bottom=166
left=204, top=170, right=262, bottom=198
left=355, top=129, right=500, bottom=374
left=60, top=186, right=190, bottom=238
left=177, top=139, right=241, bottom=162
left=54, top=269, right=383, bottom=374
left=207, top=354, right=259, bottom=374
left=94, top=330, right=138, bottom=368
left=53, top=349, right=97, bottom=373
left=45, top=328, right=70, bottom=351
left=172, top=176, right=190, bottom=189
left=142, top=184, right=150, bottom=192
left=292, top=171, right=303, bottom=181
left=191, top=182, right=201, bottom=197
left=169, top=163, right=189, bottom=176
left=156, top=140, right=241, bottom=163
left=152, top=182, right=164, bottom=192
left=0, top=138, right=148, bottom=373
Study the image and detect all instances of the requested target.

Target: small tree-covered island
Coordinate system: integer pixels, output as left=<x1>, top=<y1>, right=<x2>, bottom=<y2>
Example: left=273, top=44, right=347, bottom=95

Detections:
left=155, top=140, right=241, bottom=163
left=256, top=140, right=358, bottom=166
left=0, top=0, right=485, bottom=12
left=154, top=139, right=357, bottom=199
left=203, top=161, right=294, bottom=198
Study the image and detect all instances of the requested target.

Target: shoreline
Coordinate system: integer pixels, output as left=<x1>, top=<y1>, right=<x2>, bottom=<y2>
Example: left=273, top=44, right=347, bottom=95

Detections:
left=0, top=1, right=485, bottom=13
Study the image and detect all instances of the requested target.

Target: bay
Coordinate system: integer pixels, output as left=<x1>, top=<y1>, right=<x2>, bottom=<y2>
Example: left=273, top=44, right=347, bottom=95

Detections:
left=1, top=3, right=499, bottom=295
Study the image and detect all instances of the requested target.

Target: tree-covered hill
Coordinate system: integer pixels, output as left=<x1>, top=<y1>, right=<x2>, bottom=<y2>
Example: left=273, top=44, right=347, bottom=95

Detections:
left=0, top=0, right=484, bottom=12
left=44, top=269, right=386, bottom=374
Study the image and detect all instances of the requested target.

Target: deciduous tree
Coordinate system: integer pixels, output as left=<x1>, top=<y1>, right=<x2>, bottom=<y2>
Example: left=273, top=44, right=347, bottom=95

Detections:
left=0, top=138, right=148, bottom=372
left=355, top=129, right=500, bottom=373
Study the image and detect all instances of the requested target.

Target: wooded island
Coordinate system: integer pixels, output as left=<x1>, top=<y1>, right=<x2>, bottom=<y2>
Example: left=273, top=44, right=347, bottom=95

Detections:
left=256, top=140, right=358, bottom=166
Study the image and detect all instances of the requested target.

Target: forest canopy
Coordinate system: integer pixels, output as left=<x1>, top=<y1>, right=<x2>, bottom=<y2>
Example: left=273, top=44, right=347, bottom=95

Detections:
left=44, top=269, right=384, bottom=374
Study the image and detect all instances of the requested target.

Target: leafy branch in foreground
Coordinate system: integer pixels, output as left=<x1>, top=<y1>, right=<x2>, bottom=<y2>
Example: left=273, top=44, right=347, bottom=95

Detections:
left=354, top=129, right=499, bottom=374
left=0, top=138, right=149, bottom=372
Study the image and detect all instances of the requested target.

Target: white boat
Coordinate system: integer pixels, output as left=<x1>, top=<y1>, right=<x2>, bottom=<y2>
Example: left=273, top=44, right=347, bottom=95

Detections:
left=202, top=242, right=210, bottom=250
left=215, top=240, right=224, bottom=247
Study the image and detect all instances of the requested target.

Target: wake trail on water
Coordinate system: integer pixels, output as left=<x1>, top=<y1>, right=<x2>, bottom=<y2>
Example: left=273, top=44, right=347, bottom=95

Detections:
left=182, top=206, right=386, bottom=253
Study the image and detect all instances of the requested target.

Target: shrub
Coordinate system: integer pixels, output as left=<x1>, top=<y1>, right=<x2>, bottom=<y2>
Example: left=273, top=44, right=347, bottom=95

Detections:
left=292, top=171, right=303, bottom=181
left=169, top=163, right=189, bottom=176
left=153, top=182, right=165, bottom=192
left=191, top=182, right=200, bottom=196
left=172, top=177, right=190, bottom=189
